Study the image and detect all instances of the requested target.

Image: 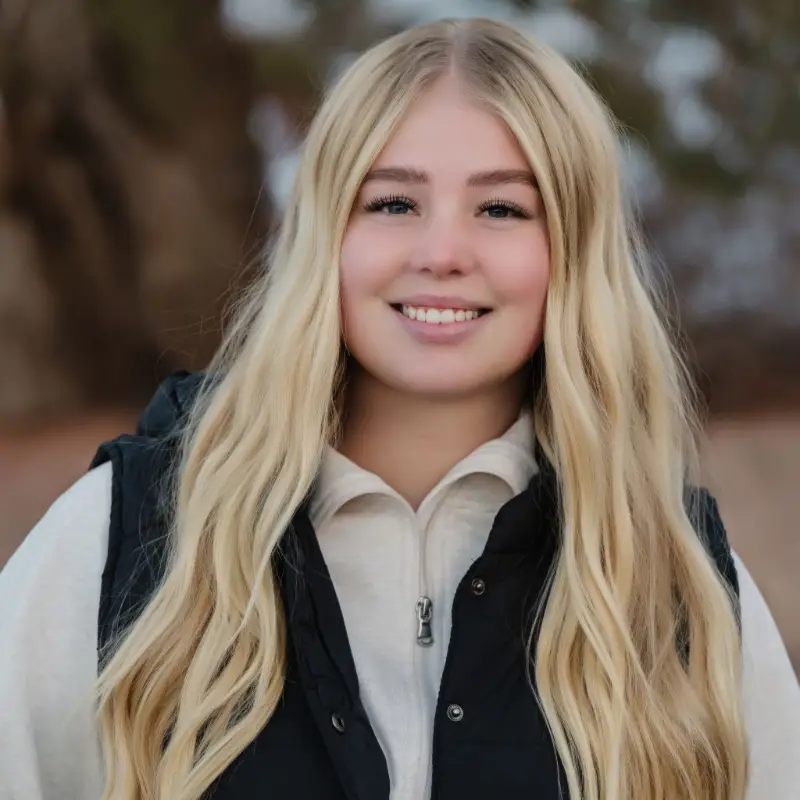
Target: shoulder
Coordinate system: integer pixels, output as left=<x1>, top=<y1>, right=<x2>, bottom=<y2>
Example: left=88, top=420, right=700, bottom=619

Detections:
left=0, top=466, right=111, bottom=798
left=90, top=370, right=207, bottom=551
left=0, top=462, right=113, bottom=633
left=734, top=551, right=794, bottom=665
left=733, top=551, right=800, bottom=795
left=87, top=371, right=208, bottom=645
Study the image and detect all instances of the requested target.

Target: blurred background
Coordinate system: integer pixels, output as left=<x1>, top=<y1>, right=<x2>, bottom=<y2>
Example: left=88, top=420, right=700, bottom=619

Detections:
left=0, top=0, right=797, bottom=670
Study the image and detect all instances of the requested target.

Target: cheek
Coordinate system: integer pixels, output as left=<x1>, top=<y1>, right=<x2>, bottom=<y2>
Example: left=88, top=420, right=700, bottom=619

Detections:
left=490, top=231, right=550, bottom=312
left=485, top=233, right=550, bottom=362
left=339, top=228, right=373, bottom=335
left=339, top=224, right=400, bottom=302
left=339, top=224, right=400, bottom=343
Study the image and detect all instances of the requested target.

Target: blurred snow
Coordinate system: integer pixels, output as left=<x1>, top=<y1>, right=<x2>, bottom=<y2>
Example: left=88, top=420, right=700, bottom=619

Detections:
left=621, top=137, right=665, bottom=209
left=373, top=0, right=602, bottom=60
left=517, top=9, right=602, bottom=60
left=669, top=91, right=723, bottom=149
left=371, top=0, right=515, bottom=25
left=269, top=151, right=303, bottom=210
left=644, top=27, right=724, bottom=93
left=248, top=97, right=300, bottom=209
left=221, top=0, right=311, bottom=37
left=644, top=28, right=725, bottom=149
left=712, top=129, right=752, bottom=174
left=671, top=189, right=790, bottom=320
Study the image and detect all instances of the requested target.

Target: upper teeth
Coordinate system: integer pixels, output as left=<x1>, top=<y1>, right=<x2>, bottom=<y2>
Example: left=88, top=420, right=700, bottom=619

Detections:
left=402, top=305, right=482, bottom=323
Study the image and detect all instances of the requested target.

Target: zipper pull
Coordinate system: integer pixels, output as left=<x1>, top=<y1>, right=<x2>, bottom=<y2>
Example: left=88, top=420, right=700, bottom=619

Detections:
left=416, top=596, right=434, bottom=646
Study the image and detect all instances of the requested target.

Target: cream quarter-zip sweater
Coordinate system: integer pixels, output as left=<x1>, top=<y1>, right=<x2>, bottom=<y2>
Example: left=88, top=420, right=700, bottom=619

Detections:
left=1, top=417, right=799, bottom=799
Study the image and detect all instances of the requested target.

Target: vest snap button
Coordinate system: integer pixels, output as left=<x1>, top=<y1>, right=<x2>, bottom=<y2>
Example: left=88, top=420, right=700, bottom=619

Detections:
left=446, top=704, right=464, bottom=722
left=331, top=713, right=346, bottom=733
left=470, top=578, right=486, bottom=596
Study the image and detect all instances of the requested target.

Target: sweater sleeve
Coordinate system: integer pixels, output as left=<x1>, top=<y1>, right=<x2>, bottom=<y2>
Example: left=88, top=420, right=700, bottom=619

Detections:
left=735, top=551, right=800, bottom=799
left=0, top=463, right=111, bottom=800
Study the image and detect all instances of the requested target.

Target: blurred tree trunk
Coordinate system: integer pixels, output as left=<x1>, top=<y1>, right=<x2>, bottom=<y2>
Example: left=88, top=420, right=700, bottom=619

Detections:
left=0, top=0, right=268, bottom=421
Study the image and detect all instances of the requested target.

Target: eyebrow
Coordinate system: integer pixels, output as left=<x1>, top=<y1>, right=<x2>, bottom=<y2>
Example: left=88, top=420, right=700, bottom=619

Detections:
left=362, top=166, right=538, bottom=189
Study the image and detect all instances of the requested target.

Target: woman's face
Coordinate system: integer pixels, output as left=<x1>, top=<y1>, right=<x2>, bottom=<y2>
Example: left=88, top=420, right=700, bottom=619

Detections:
left=339, top=76, right=550, bottom=400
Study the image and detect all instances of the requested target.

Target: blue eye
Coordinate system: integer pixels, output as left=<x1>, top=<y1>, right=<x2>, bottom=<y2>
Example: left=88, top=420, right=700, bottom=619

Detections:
left=363, top=194, right=417, bottom=214
left=477, top=199, right=531, bottom=219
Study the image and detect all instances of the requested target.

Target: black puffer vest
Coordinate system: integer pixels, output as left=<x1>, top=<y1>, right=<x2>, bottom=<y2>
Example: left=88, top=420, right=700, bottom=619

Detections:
left=91, top=371, right=739, bottom=800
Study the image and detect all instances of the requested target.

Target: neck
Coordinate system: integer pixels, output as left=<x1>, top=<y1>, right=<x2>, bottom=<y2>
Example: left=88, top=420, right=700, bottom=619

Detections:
left=338, top=364, right=525, bottom=509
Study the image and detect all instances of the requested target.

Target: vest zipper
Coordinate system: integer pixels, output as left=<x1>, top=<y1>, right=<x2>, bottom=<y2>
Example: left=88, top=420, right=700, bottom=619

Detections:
left=415, top=595, right=434, bottom=646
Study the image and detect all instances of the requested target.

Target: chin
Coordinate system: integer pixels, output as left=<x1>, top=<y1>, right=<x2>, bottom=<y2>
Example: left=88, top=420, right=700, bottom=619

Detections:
left=389, top=368, right=493, bottom=400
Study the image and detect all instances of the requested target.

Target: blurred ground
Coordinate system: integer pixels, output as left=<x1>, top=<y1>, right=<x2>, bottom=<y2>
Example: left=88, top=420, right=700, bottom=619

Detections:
left=0, top=412, right=136, bottom=566
left=1, top=411, right=798, bottom=672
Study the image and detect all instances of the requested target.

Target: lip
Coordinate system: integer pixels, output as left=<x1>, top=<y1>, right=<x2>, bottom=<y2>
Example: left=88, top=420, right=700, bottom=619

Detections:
left=391, top=294, right=490, bottom=311
left=390, top=304, right=490, bottom=344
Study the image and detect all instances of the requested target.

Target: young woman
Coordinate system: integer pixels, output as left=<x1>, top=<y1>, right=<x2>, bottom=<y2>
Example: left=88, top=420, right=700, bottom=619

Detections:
left=1, top=17, right=798, bottom=800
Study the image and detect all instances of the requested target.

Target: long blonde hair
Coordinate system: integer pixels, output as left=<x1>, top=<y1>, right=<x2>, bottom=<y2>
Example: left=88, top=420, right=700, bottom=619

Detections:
left=96, top=18, right=747, bottom=799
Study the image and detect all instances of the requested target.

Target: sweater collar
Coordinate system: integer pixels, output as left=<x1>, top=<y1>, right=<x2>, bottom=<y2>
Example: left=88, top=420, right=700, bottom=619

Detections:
left=309, top=412, right=538, bottom=530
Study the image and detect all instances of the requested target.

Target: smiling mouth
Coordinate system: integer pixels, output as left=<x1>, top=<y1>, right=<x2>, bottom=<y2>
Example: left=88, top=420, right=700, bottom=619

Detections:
left=390, top=303, right=492, bottom=324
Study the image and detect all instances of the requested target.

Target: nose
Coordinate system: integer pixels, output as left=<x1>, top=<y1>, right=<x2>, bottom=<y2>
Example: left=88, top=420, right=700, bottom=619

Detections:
left=408, top=215, right=477, bottom=278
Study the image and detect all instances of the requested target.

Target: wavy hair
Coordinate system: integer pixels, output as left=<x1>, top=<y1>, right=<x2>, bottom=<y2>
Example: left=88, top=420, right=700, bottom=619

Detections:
left=96, top=17, right=747, bottom=799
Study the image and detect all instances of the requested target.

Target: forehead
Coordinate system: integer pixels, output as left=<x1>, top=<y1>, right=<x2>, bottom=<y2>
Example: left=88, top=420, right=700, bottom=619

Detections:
left=372, top=76, right=530, bottom=174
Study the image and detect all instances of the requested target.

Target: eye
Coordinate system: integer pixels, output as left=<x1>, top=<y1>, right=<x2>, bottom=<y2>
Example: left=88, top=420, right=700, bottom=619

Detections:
left=363, top=194, right=418, bottom=215
left=477, top=198, right=532, bottom=220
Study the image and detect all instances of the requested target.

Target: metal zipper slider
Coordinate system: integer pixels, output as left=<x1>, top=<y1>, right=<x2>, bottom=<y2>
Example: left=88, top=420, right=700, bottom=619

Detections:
left=415, top=596, right=434, bottom=646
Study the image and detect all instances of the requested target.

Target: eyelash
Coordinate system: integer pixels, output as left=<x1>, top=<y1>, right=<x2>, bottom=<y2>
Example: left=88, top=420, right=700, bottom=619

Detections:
left=362, top=194, right=417, bottom=213
left=362, top=194, right=532, bottom=219
left=478, top=197, right=532, bottom=219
